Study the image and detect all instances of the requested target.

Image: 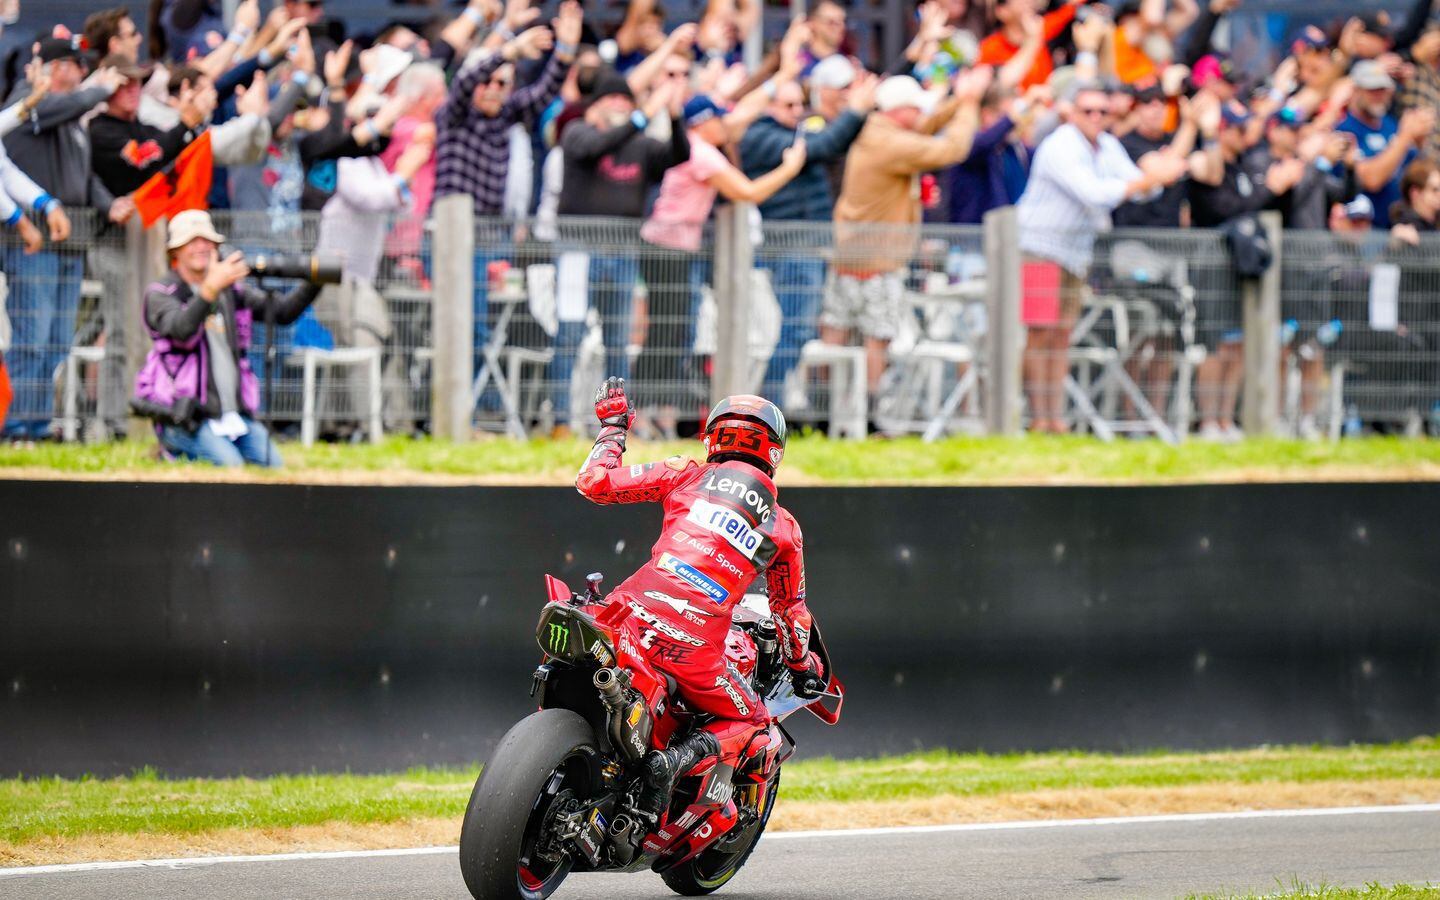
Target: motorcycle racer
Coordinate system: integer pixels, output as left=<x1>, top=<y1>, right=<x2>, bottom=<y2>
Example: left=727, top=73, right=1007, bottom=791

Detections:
left=576, top=377, right=825, bottom=824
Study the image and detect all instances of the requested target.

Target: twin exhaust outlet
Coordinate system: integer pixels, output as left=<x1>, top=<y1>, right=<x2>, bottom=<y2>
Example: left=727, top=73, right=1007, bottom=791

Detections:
left=594, top=667, right=652, bottom=762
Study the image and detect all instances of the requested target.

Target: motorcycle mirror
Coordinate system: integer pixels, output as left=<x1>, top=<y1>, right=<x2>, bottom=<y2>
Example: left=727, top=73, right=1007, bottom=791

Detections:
left=585, top=572, right=604, bottom=603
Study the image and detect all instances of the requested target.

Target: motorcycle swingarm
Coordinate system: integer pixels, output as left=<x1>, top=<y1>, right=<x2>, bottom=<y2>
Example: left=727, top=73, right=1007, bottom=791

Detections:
left=549, top=796, right=617, bottom=870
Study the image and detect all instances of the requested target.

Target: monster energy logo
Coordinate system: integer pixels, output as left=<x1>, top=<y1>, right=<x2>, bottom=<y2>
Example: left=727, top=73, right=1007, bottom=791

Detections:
left=547, top=622, right=570, bottom=654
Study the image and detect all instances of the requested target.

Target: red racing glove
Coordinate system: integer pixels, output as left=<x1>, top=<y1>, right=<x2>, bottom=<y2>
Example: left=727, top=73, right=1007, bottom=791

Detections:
left=594, top=376, right=636, bottom=430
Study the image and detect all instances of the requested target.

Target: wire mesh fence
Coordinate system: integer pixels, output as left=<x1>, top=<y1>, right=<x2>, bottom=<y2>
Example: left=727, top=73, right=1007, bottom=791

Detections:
left=4, top=206, right=1439, bottom=445
left=751, top=221, right=990, bottom=438
left=0, top=208, right=125, bottom=442
left=1087, top=228, right=1242, bottom=441
left=1281, top=230, right=1440, bottom=437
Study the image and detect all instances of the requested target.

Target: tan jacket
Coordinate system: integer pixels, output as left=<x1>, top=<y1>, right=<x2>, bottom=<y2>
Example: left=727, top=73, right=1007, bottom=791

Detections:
left=833, top=97, right=979, bottom=274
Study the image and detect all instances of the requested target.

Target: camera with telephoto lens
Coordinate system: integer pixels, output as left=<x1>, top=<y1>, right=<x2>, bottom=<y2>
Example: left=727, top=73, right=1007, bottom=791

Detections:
left=242, top=250, right=344, bottom=285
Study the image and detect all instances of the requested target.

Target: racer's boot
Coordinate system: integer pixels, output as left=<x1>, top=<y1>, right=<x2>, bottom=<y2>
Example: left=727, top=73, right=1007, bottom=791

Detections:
left=636, top=731, right=719, bottom=823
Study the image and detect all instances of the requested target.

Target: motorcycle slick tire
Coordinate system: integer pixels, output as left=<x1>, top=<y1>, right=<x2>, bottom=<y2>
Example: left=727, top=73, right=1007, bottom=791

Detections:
left=660, top=772, right=780, bottom=896
left=459, top=708, right=596, bottom=900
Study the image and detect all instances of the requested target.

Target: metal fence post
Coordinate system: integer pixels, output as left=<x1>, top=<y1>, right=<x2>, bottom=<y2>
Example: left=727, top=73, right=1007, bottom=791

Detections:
left=711, top=203, right=754, bottom=406
left=123, top=216, right=166, bottom=434
left=431, top=194, right=475, bottom=442
left=983, top=206, right=1022, bottom=436
left=1242, top=210, right=1282, bottom=437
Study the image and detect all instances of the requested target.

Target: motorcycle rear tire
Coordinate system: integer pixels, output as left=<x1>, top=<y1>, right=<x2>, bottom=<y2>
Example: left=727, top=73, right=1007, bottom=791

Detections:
left=660, top=773, right=780, bottom=896
left=459, top=708, right=596, bottom=900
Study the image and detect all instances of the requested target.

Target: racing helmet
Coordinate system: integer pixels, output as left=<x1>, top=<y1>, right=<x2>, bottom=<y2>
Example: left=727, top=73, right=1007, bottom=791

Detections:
left=702, top=395, right=787, bottom=476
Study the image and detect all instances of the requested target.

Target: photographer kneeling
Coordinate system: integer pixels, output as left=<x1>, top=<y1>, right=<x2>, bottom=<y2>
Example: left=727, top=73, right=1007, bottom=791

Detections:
left=133, top=211, right=321, bottom=467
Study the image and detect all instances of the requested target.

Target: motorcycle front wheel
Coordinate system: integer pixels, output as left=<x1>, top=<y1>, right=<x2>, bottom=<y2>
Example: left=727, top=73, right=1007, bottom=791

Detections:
left=660, top=772, right=780, bottom=896
left=459, top=708, right=598, bottom=900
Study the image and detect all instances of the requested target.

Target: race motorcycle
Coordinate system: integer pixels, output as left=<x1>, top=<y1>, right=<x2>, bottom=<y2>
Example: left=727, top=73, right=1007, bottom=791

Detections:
left=459, top=572, right=844, bottom=900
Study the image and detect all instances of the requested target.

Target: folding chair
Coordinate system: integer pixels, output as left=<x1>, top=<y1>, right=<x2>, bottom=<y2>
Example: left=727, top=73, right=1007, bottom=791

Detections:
left=875, top=276, right=986, bottom=440
left=1065, top=240, right=1202, bottom=444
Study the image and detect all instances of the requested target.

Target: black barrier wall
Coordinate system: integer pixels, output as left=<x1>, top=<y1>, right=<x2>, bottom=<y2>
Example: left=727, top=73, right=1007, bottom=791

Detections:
left=2, top=480, right=1438, bottom=777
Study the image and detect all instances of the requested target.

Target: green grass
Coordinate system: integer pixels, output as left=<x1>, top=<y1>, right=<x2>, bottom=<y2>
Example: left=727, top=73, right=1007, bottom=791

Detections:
left=4, top=738, right=1437, bottom=846
left=3, top=433, right=1440, bottom=484
left=1186, top=881, right=1440, bottom=899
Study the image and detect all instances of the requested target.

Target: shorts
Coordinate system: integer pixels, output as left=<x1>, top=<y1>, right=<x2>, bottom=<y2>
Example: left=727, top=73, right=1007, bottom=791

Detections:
left=820, top=271, right=903, bottom=341
left=1022, top=254, right=1086, bottom=324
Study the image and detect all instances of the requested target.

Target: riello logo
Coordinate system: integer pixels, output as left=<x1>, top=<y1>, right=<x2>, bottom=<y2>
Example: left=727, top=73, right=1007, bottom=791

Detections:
left=548, top=622, right=569, bottom=653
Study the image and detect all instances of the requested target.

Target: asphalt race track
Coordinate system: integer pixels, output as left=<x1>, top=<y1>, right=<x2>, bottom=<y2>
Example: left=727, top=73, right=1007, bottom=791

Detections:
left=5, top=807, right=1439, bottom=900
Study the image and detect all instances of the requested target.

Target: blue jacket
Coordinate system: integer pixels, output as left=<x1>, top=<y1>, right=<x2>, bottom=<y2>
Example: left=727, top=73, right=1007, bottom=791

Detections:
left=945, top=115, right=1017, bottom=225
left=738, top=110, right=866, bottom=222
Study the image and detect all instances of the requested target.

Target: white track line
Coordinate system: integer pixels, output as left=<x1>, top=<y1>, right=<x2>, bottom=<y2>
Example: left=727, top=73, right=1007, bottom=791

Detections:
left=4, top=802, right=1438, bottom=878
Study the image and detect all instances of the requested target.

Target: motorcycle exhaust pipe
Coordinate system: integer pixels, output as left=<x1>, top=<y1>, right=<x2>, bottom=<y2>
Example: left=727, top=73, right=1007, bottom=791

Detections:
left=594, top=667, right=639, bottom=760
left=608, top=813, right=639, bottom=865
left=594, top=667, right=624, bottom=709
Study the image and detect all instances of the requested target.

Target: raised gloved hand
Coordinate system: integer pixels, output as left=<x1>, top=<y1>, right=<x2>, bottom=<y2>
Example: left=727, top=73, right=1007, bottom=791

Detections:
left=593, top=376, right=635, bottom=430
left=789, top=652, right=826, bottom=699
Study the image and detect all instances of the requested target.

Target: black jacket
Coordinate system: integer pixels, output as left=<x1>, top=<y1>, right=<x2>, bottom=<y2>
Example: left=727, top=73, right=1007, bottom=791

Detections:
left=558, top=116, right=689, bottom=218
left=89, top=113, right=200, bottom=198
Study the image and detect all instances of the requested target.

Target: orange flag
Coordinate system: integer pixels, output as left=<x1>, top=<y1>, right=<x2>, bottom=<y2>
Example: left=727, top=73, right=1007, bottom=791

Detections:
left=133, top=131, right=214, bottom=227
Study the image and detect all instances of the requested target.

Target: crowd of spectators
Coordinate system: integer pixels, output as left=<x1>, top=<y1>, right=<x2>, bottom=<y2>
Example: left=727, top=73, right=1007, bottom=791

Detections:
left=0, top=0, right=1437, bottom=456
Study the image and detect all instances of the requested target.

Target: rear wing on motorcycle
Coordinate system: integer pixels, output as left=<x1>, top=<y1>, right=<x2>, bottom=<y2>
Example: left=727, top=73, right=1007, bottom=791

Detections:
left=805, top=626, right=844, bottom=725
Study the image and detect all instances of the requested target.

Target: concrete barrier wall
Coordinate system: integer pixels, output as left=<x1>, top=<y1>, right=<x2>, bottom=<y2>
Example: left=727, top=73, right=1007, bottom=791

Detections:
left=2, top=480, right=1436, bottom=777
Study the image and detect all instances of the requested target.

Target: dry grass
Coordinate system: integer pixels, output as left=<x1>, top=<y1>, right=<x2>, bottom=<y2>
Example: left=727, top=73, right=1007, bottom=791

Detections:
left=7, top=779, right=1439, bottom=868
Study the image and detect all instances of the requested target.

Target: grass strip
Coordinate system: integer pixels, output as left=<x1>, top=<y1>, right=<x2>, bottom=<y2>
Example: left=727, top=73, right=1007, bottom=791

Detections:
left=3, top=738, right=1436, bottom=846
left=1186, top=881, right=1440, bottom=899
left=2, top=434, right=1440, bottom=485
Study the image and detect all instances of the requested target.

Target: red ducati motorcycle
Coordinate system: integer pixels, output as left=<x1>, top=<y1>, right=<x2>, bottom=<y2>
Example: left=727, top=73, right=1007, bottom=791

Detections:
left=459, top=572, right=843, bottom=900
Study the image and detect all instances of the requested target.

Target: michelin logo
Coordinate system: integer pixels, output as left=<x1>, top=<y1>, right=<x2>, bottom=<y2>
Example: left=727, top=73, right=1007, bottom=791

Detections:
left=687, top=498, right=762, bottom=560
left=656, top=552, right=728, bottom=603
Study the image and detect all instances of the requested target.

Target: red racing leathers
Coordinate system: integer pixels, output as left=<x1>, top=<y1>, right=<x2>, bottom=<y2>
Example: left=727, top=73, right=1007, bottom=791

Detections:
left=576, top=426, right=818, bottom=766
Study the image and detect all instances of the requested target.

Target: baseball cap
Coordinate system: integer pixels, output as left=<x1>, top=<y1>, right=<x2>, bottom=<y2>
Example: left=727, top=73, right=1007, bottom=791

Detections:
left=1268, top=105, right=1306, bottom=128
left=1219, top=102, right=1251, bottom=128
left=1291, top=25, right=1329, bottom=54
left=1350, top=59, right=1395, bottom=91
left=98, top=52, right=151, bottom=82
left=683, top=94, right=724, bottom=129
left=1343, top=194, right=1375, bottom=220
left=167, top=209, right=226, bottom=250
left=587, top=69, right=633, bottom=102
left=810, top=54, right=856, bottom=91
left=875, top=75, right=934, bottom=112
left=37, top=36, right=84, bottom=65
left=1192, top=54, right=1240, bottom=87
left=1356, top=12, right=1395, bottom=41
left=1130, top=77, right=1165, bottom=103
left=365, top=44, right=413, bottom=92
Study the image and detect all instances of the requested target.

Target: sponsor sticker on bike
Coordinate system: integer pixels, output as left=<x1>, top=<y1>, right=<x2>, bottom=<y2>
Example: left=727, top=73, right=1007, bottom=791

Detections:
left=655, top=552, right=728, bottom=604
left=546, top=622, right=569, bottom=654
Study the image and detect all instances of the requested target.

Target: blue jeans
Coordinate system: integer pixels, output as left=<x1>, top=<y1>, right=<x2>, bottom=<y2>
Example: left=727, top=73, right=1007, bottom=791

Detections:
left=548, top=252, right=637, bottom=424
left=759, top=255, right=826, bottom=402
left=159, top=417, right=284, bottom=467
left=2, top=247, right=83, bottom=438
